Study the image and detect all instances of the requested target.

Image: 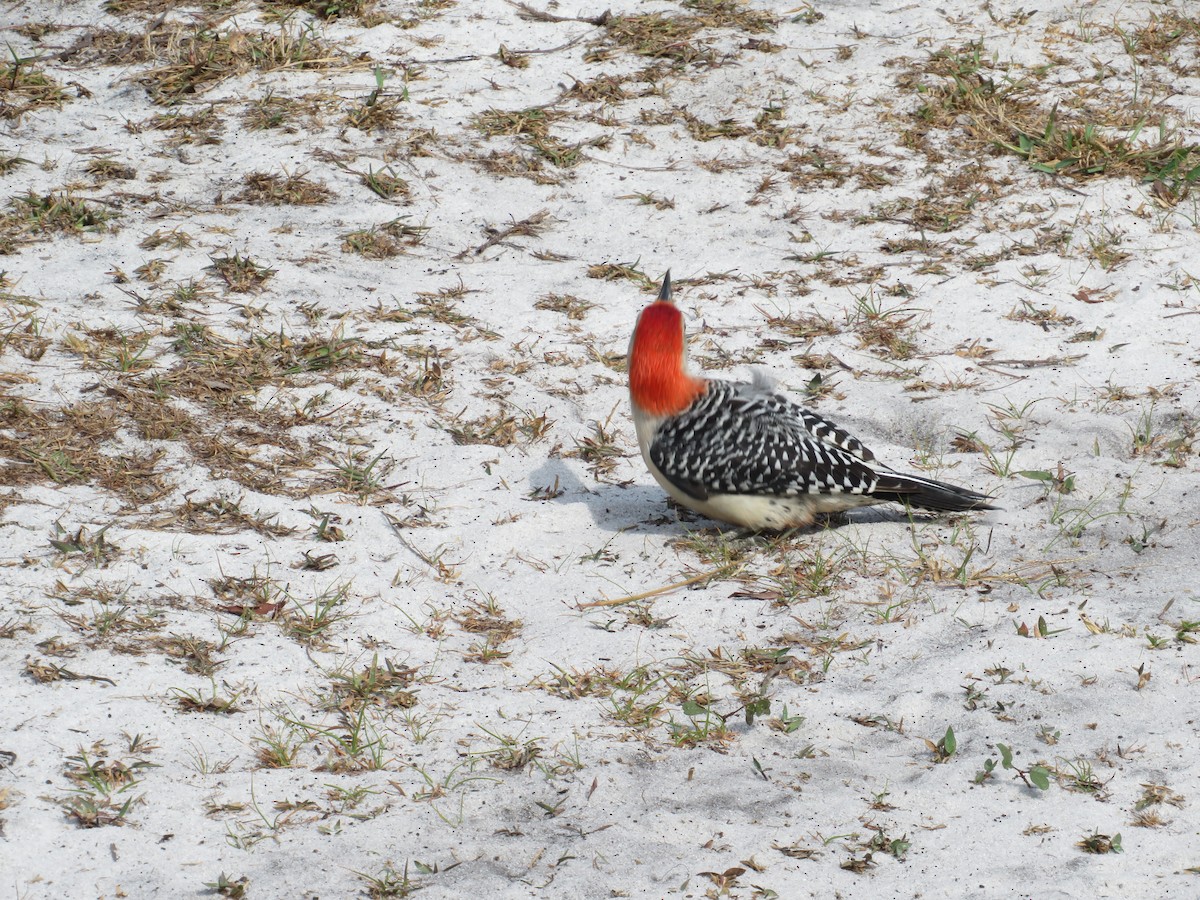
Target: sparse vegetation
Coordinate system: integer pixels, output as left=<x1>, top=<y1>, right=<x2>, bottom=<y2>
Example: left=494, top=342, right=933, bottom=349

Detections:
left=4, top=1, right=1198, bottom=895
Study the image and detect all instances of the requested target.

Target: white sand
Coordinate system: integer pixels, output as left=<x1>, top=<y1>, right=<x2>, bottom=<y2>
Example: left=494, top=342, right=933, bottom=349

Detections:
left=1, top=0, right=1198, bottom=896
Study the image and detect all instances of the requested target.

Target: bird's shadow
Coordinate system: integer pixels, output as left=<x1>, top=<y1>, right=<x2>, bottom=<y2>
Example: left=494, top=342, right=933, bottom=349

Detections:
left=529, top=456, right=672, bottom=532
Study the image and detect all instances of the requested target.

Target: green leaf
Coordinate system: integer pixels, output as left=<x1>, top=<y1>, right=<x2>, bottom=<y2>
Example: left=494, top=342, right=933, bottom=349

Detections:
left=1029, top=765, right=1051, bottom=790
left=745, top=696, right=770, bottom=726
left=681, top=700, right=706, bottom=717
left=997, top=743, right=1014, bottom=768
left=1017, top=470, right=1054, bottom=482
left=942, top=725, right=956, bottom=756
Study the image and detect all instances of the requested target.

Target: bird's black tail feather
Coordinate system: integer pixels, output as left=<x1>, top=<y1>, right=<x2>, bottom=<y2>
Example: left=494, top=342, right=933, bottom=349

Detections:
left=876, top=472, right=999, bottom=513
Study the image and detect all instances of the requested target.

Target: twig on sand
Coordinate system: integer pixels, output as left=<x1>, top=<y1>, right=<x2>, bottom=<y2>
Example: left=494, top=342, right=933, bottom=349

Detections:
left=469, top=208, right=551, bottom=256
left=576, top=562, right=743, bottom=609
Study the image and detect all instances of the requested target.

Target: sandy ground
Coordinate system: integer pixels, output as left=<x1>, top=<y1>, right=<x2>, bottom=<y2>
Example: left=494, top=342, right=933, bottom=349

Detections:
left=1, top=0, right=1199, bottom=897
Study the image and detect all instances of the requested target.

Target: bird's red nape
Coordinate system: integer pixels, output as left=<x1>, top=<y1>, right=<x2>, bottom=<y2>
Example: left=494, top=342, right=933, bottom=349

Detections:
left=628, top=301, right=706, bottom=417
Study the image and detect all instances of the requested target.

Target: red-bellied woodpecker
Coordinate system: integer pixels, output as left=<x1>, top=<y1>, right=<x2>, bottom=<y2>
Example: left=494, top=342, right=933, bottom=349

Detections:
left=628, top=271, right=997, bottom=530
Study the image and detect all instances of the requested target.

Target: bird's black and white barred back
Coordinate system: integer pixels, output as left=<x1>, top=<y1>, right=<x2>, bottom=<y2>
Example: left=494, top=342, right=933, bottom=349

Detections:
left=647, top=379, right=995, bottom=516
left=648, top=380, right=883, bottom=501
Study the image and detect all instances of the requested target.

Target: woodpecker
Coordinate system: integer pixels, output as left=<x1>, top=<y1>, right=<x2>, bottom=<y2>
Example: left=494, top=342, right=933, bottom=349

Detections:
left=628, top=271, right=997, bottom=530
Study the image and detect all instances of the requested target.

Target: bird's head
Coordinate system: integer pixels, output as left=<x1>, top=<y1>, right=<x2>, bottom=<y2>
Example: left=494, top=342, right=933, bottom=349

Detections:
left=628, top=271, right=706, bottom=417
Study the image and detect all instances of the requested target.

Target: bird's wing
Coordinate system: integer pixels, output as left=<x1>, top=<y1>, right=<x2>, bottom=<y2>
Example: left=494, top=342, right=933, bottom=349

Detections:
left=649, top=381, right=892, bottom=500
left=796, top=407, right=877, bottom=463
left=748, top=370, right=877, bottom=463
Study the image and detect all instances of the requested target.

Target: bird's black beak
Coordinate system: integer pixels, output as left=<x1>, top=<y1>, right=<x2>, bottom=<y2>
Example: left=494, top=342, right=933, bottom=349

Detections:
left=658, top=270, right=672, bottom=303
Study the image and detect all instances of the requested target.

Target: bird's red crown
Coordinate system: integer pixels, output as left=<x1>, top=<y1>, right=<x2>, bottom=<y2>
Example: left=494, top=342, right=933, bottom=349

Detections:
left=628, top=274, right=706, bottom=417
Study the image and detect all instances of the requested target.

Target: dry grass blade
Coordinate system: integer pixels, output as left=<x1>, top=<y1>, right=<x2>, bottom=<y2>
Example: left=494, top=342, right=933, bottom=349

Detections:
left=508, top=2, right=611, bottom=26
left=586, top=260, right=656, bottom=291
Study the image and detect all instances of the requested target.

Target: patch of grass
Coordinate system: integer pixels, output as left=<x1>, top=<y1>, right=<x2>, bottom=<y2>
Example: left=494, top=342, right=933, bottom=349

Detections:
left=141, top=106, right=223, bottom=145
left=593, top=13, right=708, bottom=65
left=341, top=218, right=428, bottom=258
left=139, top=226, right=193, bottom=250
left=566, top=411, right=628, bottom=480
left=1077, top=832, right=1121, bottom=854
left=236, top=170, right=334, bottom=205
left=681, top=109, right=753, bottom=141
left=473, top=725, right=542, bottom=771
left=683, top=0, right=778, bottom=31
left=253, top=724, right=304, bottom=769
left=535, top=292, right=595, bottom=320
left=151, top=634, right=223, bottom=677
left=361, top=165, right=410, bottom=199
left=846, top=290, right=921, bottom=358
left=5, top=191, right=116, bottom=239
left=58, top=592, right=163, bottom=645
left=903, top=42, right=1200, bottom=201
left=356, top=862, right=421, bottom=898
left=242, top=91, right=315, bottom=130
left=209, top=252, right=276, bottom=292
left=1006, top=299, right=1077, bottom=329
left=85, top=159, right=137, bottom=182
left=204, top=873, right=249, bottom=899
left=475, top=106, right=557, bottom=139
left=344, top=78, right=405, bottom=130
left=135, top=20, right=353, bottom=105
left=330, top=447, right=396, bottom=502
left=263, top=0, right=380, bottom=22
left=0, top=153, right=31, bottom=177
left=586, top=259, right=656, bottom=291
left=172, top=680, right=244, bottom=714
left=455, top=596, right=522, bottom=665
left=140, top=496, right=296, bottom=537
left=1, top=52, right=68, bottom=120
left=1118, top=13, right=1200, bottom=81
left=62, top=741, right=153, bottom=828
left=473, top=107, right=604, bottom=171
left=63, top=326, right=158, bottom=374
left=444, top=408, right=521, bottom=447
left=761, top=305, right=841, bottom=339
left=0, top=309, right=50, bottom=360
left=0, top=399, right=170, bottom=504
left=777, top=144, right=853, bottom=187
left=326, top=654, right=420, bottom=712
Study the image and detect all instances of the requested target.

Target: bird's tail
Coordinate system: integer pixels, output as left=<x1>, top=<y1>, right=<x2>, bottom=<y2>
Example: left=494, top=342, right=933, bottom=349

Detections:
left=875, top=471, right=999, bottom=513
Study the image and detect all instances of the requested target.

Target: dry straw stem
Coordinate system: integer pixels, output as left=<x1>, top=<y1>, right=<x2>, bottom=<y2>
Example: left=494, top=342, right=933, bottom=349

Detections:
left=576, top=561, right=744, bottom=609
left=470, top=208, right=551, bottom=256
